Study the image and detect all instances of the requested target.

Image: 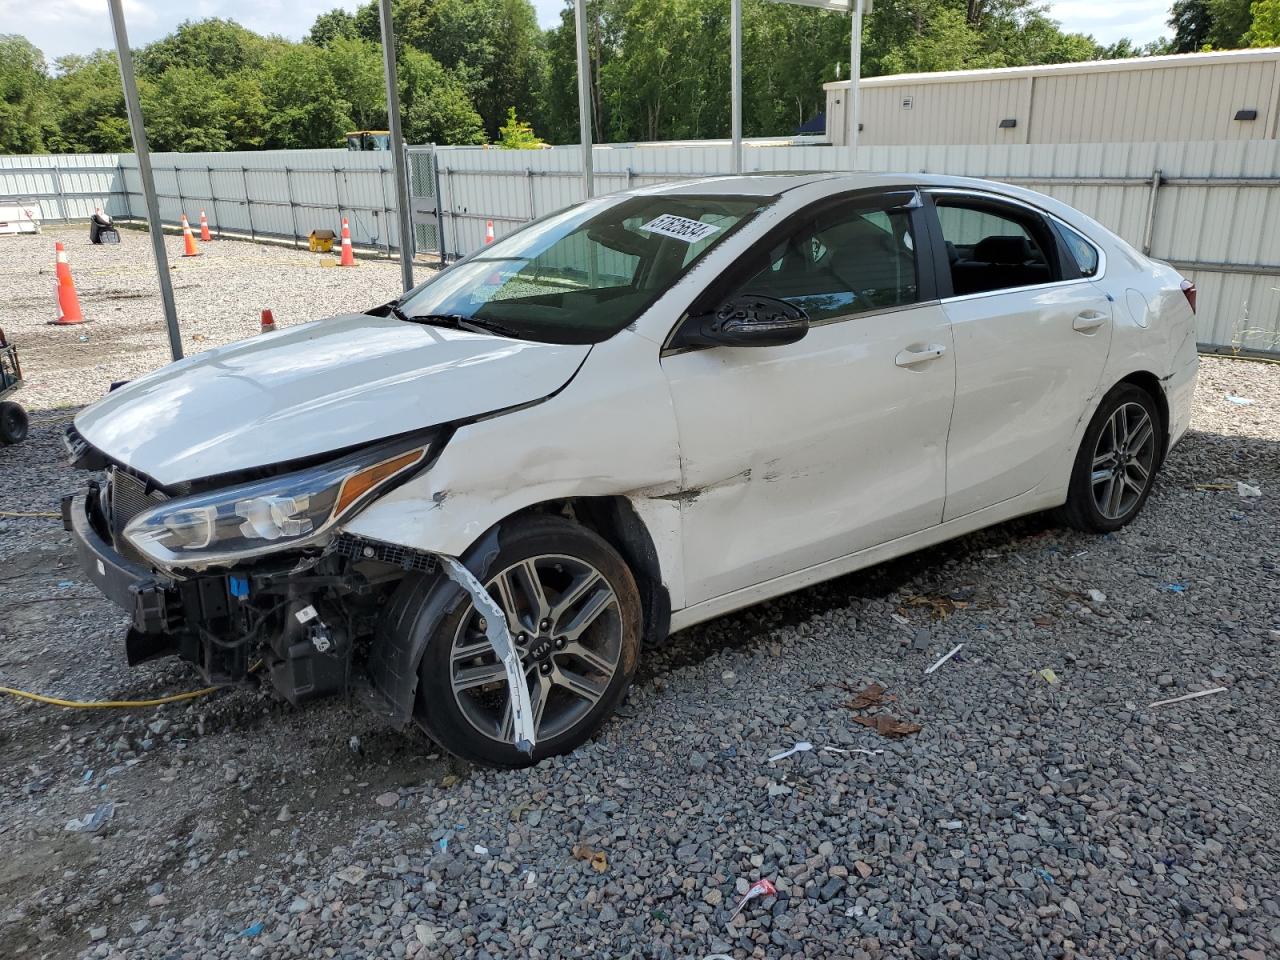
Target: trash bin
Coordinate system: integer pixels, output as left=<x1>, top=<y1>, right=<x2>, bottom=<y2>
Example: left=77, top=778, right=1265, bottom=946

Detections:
left=90, top=211, right=119, bottom=245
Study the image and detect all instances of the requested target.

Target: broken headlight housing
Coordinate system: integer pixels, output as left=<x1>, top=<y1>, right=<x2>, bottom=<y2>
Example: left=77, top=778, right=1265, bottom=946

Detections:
left=122, top=441, right=431, bottom=570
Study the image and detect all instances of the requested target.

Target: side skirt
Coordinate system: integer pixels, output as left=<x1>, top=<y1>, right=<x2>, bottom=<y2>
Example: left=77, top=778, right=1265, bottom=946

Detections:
left=668, top=487, right=1063, bottom=633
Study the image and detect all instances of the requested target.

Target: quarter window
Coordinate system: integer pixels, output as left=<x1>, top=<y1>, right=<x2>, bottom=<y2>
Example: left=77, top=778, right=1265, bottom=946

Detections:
left=933, top=198, right=1059, bottom=296
left=1054, top=221, right=1100, bottom=277
left=736, top=201, right=919, bottom=323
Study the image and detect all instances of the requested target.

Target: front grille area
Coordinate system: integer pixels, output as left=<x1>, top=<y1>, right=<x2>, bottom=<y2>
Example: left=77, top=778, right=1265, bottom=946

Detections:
left=107, top=468, right=168, bottom=565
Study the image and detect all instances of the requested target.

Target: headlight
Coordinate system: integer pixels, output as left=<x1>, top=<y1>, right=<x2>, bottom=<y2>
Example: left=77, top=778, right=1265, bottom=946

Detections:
left=123, top=442, right=430, bottom=569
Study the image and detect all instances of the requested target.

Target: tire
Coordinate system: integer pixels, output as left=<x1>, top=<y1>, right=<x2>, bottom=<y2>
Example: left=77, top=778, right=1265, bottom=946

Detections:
left=398, top=514, right=642, bottom=768
left=0, top=401, right=28, bottom=445
left=1058, top=383, right=1162, bottom=532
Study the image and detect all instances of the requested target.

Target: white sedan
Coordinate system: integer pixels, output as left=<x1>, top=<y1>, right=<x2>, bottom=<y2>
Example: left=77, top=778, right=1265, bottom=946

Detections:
left=65, top=173, right=1199, bottom=766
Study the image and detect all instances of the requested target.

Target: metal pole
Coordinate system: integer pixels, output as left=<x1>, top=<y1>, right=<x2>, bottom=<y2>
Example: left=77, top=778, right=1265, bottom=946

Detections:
left=574, top=0, right=594, bottom=198
left=283, top=166, right=299, bottom=248
left=731, top=0, right=743, bottom=174
left=379, top=0, right=415, bottom=292
left=107, top=0, right=182, bottom=362
left=241, top=167, right=255, bottom=241
left=848, top=0, right=863, bottom=170
left=1142, top=169, right=1163, bottom=255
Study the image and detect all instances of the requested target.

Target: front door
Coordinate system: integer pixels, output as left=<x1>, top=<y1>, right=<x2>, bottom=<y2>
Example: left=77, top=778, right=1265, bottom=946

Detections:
left=662, top=191, right=957, bottom=607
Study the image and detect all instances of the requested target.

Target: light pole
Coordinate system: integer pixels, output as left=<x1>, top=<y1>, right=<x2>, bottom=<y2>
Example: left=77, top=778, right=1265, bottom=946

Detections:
left=574, top=0, right=594, bottom=199
left=379, top=0, right=415, bottom=293
left=107, top=0, right=183, bottom=362
left=731, top=0, right=743, bottom=174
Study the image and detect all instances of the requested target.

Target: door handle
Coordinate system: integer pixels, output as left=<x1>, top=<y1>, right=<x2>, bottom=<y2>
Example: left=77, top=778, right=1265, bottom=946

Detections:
left=895, top=344, right=947, bottom=367
left=1073, top=310, right=1108, bottom=332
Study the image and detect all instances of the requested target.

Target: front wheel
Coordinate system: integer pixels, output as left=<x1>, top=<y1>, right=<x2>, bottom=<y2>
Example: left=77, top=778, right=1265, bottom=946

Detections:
left=1058, top=383, right=1162, bottom=532
left=399, top=514, right=643, bottom=767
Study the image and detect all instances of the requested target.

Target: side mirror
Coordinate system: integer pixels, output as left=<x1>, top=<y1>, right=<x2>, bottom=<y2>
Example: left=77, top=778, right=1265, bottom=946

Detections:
left=673, top=294, right=809, bottom=349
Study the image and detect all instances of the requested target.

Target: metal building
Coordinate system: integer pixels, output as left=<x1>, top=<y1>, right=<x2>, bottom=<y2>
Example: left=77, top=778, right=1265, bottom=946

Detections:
left=824, top=47, right=1280, bottom=146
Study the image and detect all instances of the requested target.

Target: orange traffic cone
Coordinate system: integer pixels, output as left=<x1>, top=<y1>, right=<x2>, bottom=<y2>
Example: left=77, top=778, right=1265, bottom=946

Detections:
left=199, top=209, right=212, bottom=242
left=180, top=215, right=200, bottom=257
left=52, top=242, right=85, bottom=325
left=338, top=217, right=355, bottom=267
left=260, top=309, right=276, bottom=334
left=484, top=219, right=495, bottom=244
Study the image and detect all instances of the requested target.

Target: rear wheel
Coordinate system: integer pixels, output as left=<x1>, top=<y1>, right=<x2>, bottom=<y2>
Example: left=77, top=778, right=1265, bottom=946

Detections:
left=1059, top=383, right=1162, bottom=532
left=0, top=401, right=28, bottom=445
left=406, top=515, right=642, bottom=767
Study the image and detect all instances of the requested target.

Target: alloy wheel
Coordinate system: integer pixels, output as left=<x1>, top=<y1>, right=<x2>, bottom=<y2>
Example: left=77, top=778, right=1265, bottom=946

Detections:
left=449, top=554, right=622, bottom=744
left=1090, top=401, right=1156, bottom=520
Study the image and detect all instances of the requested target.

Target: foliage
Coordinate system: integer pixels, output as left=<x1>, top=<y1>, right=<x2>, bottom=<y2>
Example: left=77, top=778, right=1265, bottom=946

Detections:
left=305, top=10, right=360, bottom=47
left=1246, top=0, right=1280, bottom=43
left=135, top=19, right=285, bottom=80
left=496, top=107, right=545, bottom=148
left=1169, top=0, right=1215, bottom=50
left=0, top=35, right=51, bottom=154
left=1206, top=0, right=1256, bottom=45
left=45, top=53, right=131, bottom=153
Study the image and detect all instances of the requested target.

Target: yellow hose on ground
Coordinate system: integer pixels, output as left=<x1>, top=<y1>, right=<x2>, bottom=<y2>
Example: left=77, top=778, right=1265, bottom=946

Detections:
left=0, top=685, right=220, bottom=709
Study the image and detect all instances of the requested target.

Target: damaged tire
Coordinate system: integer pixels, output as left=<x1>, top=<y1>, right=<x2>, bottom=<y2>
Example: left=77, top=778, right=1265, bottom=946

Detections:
left=394, top=514, right=643, bottom=767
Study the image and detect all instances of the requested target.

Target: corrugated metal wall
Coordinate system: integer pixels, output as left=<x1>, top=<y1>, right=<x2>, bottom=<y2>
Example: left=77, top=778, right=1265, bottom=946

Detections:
left=3, top=140, right=1278, bottom=353
left=824, top=50, right=1280, bottom=147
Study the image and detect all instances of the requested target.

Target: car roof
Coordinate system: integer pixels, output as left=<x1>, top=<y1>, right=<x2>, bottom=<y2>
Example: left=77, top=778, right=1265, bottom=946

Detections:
left=627, top=171, right=1028, bottom=199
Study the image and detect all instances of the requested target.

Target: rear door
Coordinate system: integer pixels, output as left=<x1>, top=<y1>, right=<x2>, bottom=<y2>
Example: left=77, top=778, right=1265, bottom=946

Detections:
left=925, top=190, right=1113, bottom=520
left=662, top=189, right=957, bottom=606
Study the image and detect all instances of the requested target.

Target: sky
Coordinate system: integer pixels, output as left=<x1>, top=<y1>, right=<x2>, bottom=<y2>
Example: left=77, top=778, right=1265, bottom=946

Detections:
left=0, top=0, right=1169, bottom=67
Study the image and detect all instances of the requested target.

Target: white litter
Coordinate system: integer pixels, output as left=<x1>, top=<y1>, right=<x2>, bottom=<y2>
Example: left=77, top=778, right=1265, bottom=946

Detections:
left=767, top=741, right=813, bottom=763
left=821, top=746, right=885, bottom=757
left=473, top=844, right=489, bottom=855
left=924, top=642, right=964, bottom=675
left=1237, top=481, right=1262, bottom=498
left=1150, top=686, right=1228, bottom=709
left=1087, top=589, right=1107, bottom=603
left=890, top=613, right=911, bottom=626
left=1225, top=395, right=1255, bottom=405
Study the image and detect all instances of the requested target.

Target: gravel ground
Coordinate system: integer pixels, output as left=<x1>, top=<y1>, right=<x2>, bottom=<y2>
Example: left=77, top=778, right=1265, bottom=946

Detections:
left=1, top=225, right=1278, bottom=960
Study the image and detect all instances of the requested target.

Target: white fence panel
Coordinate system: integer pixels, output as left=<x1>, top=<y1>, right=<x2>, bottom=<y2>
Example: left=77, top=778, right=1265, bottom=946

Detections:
left=2, top=140, right=1277, bottom=352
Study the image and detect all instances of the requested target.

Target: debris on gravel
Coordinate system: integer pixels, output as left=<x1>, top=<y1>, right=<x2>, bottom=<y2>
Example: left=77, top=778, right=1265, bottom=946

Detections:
left=0, top=226, right=1277, bottom=959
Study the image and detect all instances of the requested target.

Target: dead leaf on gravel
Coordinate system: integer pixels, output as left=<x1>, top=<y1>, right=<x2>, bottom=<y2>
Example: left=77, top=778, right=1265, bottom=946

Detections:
left=571, top=843, right=609, bottom=872
left=845, top=682, right=894, bottom=710
left=853, top=714, right=923, bottom=738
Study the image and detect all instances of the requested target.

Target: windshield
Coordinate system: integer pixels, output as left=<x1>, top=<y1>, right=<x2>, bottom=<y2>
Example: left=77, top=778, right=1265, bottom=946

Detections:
left=396, top=193, right=770, bottom=344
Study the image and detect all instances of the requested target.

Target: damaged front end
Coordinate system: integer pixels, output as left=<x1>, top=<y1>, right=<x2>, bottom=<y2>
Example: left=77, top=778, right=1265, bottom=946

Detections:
left=62, top=428, right=445, bottom=707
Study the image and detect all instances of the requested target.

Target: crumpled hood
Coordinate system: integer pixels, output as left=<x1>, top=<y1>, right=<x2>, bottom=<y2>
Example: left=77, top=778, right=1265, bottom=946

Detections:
left=75, top=313, right=590, bottom=486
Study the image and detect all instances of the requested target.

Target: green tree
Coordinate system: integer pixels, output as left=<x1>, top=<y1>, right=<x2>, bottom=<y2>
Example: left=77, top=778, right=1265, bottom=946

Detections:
left=496, top=106, right=545, bottom=147
left=1206, top=0, right=1254, bottom=45
left=399, top=47, right=488, bottom=145
left=141, top=67, right=236, bottom=152
left=323, top=37, right=388, bottom=132
left=1169, top=0, right=1214, bottom=51
left=45, top=52, right=131, bottom=153
left=261, top=45, right=352, bottom=148
left=136, top=19, right=285, bottom=80
left=306, top=9, right=360, bottom=46
left=0, top=35, right=51, bottom=154
left=352, top=0, right=547, bottom=138
left=1246, top=0, right=1280, bottom=42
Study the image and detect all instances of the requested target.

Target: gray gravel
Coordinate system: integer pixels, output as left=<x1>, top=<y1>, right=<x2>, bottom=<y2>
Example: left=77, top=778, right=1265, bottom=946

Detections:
left=1, top=227, right=1278, bottom=959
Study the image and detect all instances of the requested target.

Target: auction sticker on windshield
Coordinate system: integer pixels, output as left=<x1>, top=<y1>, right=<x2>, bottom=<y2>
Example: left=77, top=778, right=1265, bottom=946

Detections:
left=640, top=214, right=721, bottom=243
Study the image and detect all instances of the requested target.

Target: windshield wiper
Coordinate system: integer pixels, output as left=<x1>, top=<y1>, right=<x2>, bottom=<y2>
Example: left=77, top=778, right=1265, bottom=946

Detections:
left=384, top=301, right=412, bottom=323
left=407, top=313, right=521, bottom=339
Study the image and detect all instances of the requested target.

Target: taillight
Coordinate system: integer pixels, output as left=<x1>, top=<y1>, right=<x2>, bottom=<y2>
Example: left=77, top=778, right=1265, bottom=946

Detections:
left=1180, top=279, right=1197, bottom=314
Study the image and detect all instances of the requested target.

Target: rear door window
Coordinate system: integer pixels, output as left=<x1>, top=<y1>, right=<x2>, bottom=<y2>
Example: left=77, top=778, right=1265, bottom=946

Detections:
left=932, top=197, right=1061, bottom=297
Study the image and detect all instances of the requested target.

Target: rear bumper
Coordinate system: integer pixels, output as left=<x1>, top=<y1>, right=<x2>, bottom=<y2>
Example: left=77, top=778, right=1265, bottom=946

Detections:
left=63, top=492, right=173, bottom=638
